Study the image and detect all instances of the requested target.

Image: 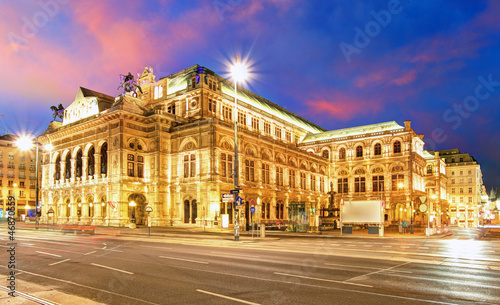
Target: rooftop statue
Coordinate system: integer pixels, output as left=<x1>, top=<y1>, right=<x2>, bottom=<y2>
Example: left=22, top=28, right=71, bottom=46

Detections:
left=50, top=103, right=65, bottom=121
left=118, top=72, right=143, bottom=96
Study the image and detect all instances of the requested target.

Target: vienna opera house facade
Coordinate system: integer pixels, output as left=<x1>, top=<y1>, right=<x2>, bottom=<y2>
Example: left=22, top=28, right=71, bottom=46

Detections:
left=37, top=65, right=450, bottom=228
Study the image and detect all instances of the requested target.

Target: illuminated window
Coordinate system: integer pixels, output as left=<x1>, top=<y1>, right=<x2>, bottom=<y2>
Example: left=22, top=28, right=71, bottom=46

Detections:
left=374, top=143, right=381, bottom=155
left=275, top=126, right=282, bottom=139
left=154, top=85, right=163, bottom=99
left=355, top=177, right=365, bottom=193
left=311, top=175, right=316, bottom=191
left=208, top=98, right=216, bottom=113
left=373, top=175, right=384, bottom=192
left=276, top=166, right=284, bottom=186
left=468, top=187, right=472, bottom=193
left=339, top=148, right=346, bottom=160
left=391, top=174, right=404, bottom=191
left=238, top=112, right=246, bottom=126
left=220, top=154, right=233, bottom=178
left=460, top=197, right=464, bottom=203
left=222, top=105, right=232, bottom=121
left=356, top=146, right=363, bottom=157
left=322, top=150, right=329, bottom=159
left=393, top=141, right=401, bottom=153
left=468, top=178, right=472, bottom=183
left=460, top=170, right=463, bottom=175
left=459, top=188, right=463, bottom=194
left=451, top=179, right=455, bottom=184
left=184, top=154, right=196, bottom=178
left=427, top=165, right=433, bottom=174
left=320, top=177, right=324, bottom=193
left=468, top=196, right=472, bottom=203
left=289, top=169, right=296, bottom=188
left=300, top=172, right=306, bottom=189
left=338, top=178, right=348, bottom=193
left=262, top=163, right=270, bottom=184
left=264, top=122, right=271, bottom=135
left=252, top=117, right=259, bottom=130
left=451, top=188, right=455, bottom=194
left=245, top=160, right=255, bottom=182
left=285, top=131, right=291, bottom=142
left=9, top=152, right=14, bottom=159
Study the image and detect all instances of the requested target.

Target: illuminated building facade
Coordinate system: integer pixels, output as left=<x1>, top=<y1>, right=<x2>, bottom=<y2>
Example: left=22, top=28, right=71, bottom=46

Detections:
left=299, top=121, right=429, bottom=224
left=432, top=149, right=484, bottom=228
left=0, top=134, right=39, bottom=218
left=37, top=65, right=454, bottom=228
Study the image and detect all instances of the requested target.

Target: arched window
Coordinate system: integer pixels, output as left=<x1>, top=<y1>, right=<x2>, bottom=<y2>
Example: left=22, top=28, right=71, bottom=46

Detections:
left=54, top=155, right=61, bottom=181
left=374, top=143, right=381, bottom=155
left=100, top=143, right=108, bottom=175
left=339, top=148, right=346, bottom=160
left=394, top=141, right=401, bottom=153
left=88, top=147, right=95, bottom=176
left=322, top=150, right=329, bottom=159
left=76, top=150, right=83, bottom=178
left=65, top=154, right=71, bottom=179
left=427, top=165, right=433, bottom=174
left=356, top=146, right=363, bottom=158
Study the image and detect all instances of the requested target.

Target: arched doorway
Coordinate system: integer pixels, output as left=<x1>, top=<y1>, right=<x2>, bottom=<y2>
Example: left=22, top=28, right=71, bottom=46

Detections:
left=394, top=203, right=405, bottom=222
left=128, top=194, right=147, bottom=225
left=184, top=200, right=190, bottom=223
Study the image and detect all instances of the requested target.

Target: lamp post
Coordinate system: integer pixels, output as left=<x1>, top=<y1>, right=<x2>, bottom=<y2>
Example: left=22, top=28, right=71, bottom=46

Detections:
left=230, top=55, right=248, bottom=242
left=129, top=201, right=136, bottom=224
left=16, top=133, right=52, bottom=230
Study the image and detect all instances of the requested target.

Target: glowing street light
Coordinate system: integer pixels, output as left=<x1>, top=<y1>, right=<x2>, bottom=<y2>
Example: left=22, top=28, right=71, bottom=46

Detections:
left=129, top=201, right=137, bottom=224
left=231, top=55, right=248, bottom=242
left=15, top=133, right=52, bottom=229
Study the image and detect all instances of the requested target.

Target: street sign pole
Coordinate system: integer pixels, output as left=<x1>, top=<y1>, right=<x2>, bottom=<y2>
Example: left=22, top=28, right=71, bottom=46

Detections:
left=145, top=205, right=153, bottom=236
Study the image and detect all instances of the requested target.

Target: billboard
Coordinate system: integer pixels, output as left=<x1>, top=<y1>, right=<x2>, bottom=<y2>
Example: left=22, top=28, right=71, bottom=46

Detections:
left=341, top=200, right=382, bottom=224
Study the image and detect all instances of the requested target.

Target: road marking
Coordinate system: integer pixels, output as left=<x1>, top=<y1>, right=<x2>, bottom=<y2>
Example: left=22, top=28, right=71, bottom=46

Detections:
left=49, top=259, right=70, bottom=266
left=210, top=252, right=261, bottom=258
left=90, top=263, right=134, bottom=275
left=13, top=269, right=157, bottom=304
left=324, top=263, right=412, bottom=273
left=0, top=286, right=58, bottom=305
left=83, top=251, right=96, bottom=255
left=383, top=245, right=392, bottom=248
left=20, top=243, right=35, bottom=246
left=275, top=272, right=373, bottom=288
left=36, top=251, right=62, bottom=257
left=345, top=262, right=410, bottom=283
left=196, top=289, right=260, bottom=305
left=159, top=256, right=208, bottom=264
left=419, top=247, right=430, bottom=249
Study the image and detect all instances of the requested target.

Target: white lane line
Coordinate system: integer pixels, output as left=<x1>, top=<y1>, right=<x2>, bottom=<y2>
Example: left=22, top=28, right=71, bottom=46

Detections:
left=49, top=259, right=70, bottom=266
left=324, top=263, right=412, bottom=273
left=210, top=252, right=261, bottom=258
left=419, top=247, right=430, bottom=249
left=83, top=251, right=96, bottom=256
left=36, top=251, right=62, bottom=258
left=196, top=289, right=260, bottom=305
left=383, top=245, right=392, bottom=248
left=90, top=263, right=134, bottom=275
left=20, top=243, right=35, bottom=246
left=159, top=256, right=208, bottom=264
left=275, top=272, right=373, bottom=288
left=345, top=262, right=410, bottom=283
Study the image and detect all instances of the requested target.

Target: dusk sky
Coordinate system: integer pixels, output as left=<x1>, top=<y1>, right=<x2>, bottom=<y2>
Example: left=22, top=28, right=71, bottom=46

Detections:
left=1, top=0, right=499, bottom=189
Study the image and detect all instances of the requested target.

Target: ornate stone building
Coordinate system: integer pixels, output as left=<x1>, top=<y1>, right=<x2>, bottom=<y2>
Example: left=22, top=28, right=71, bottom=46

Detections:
left=299, top=121, right=429, bottom=225
left=38, top=65, right=442, bottom=228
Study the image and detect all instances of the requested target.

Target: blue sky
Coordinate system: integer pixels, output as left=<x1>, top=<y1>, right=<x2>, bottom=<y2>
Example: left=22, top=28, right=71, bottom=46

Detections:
left=0, top=0, right=499, bottom=189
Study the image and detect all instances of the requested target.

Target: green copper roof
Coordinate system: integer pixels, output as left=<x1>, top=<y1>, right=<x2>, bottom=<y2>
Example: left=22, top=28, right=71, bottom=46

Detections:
left=165, top=65, right=326, bottom=134
left=301, top=121, right=405, bottom=143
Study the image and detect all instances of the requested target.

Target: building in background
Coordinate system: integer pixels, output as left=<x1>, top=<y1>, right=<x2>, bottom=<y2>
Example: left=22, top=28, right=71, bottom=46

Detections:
left=0, top=134, right=39, bottom=218
left=431, top=149, right=485, bottom=228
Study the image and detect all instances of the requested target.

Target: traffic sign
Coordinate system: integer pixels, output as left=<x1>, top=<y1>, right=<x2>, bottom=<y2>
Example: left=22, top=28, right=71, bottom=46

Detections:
left=250, top=206, right=255, bottom=213
left=230, top=189, right=240, bottom=195
left=235, top=196, right=243, bottom=206
left=222, top=194, right=234, bottom=203
left=146, top=205, right=153, bottom=213
left=250, top=199, right=255, bottom=205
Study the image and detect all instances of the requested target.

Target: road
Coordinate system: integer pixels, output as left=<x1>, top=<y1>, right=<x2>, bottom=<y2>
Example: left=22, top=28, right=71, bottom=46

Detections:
left=1, top=227, right=500, bottom=304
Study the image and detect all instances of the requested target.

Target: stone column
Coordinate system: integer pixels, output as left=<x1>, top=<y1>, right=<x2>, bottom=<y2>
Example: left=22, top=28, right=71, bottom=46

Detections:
left=82, top=157, right=88, bottom=181
left=94, top=154, right=101, bottom=179
left=60, top=160, right=65, bottom=184
left=70, top=159, right=76, bottom=183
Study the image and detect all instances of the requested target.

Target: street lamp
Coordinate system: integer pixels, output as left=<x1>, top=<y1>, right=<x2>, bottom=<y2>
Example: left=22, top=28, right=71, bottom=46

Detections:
left=16, top=133, right=52, bottom=230
left=231, top=55, right=248, bottom=242
left=129, top=201, right=136, bottom=224
left=24, top=204, right=30, bottom=221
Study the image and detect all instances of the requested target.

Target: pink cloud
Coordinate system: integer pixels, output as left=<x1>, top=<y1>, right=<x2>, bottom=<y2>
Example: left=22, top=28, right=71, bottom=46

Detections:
left=304, top=90, right=383, bottom=121
left=391, top=69, right=417, bottom=86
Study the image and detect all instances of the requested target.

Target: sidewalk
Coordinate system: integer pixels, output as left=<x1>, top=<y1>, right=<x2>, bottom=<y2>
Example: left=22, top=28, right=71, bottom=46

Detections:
left=10, top=222, right=451, bottom=240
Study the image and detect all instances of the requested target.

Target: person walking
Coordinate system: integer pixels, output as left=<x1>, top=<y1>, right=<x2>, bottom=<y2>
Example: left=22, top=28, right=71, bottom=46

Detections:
left=402, top=220, right=408, bottom=234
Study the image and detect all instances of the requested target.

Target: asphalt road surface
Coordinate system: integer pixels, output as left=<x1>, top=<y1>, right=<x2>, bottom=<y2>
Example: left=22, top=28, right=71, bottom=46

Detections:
left=1, top=227, right=500, bottom=304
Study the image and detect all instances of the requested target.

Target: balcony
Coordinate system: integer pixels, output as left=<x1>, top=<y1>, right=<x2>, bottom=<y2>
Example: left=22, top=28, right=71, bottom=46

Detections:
left=8, top=174, right=15, bottom=178
left=7, top=165, right=15, bottom=169
left=19, top=166, right=26, bottom=170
